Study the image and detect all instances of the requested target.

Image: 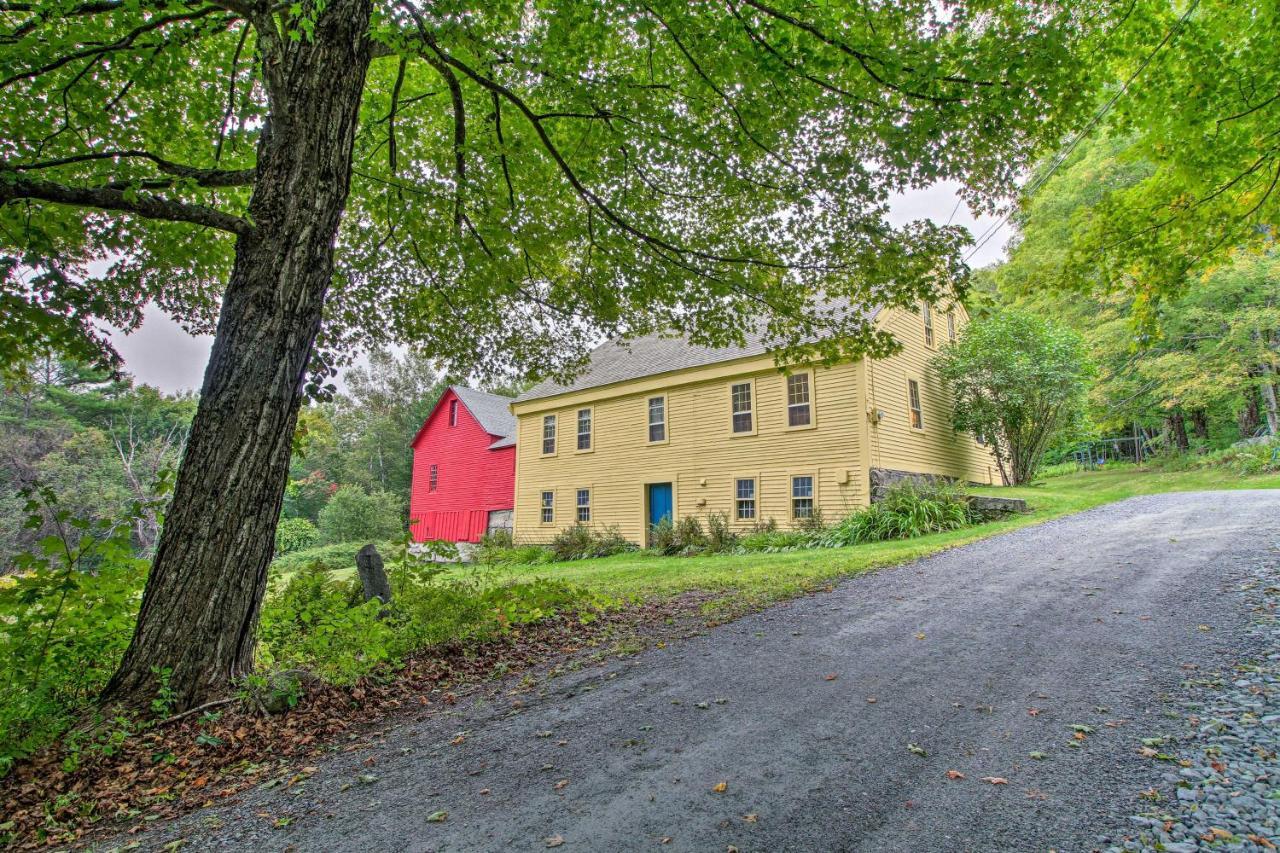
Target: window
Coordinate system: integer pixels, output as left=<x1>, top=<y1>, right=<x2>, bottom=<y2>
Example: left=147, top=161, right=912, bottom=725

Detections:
left=576, top=488, right=591, bottom=522
left=947, top=311, right=956, bottom=343
left=542, top=414, right=556, bottom=455
left=975, top=432, right=986, bottom=447
left=449, top=399, right=458, bottom=426
left=735, top=478, right=756, bottom=520
left=786, top=373, right=812, bottom=427
left=648, top=396, right=666, bottom=443
left=429, top=464, right=438, bottom=492
left=791, top=475, right=814, bottom=519
left=730, top=382, right=753, bottom=433
left=908, top=379, right=924, bottom=430
left=540, top=490, right=554, bottom=524
left=577, top=408, right=592, bottom=451
left=922, top=302, right=935, bottom=347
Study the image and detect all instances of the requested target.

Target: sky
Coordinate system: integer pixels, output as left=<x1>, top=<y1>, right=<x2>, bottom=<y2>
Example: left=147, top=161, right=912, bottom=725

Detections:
left=107, top=181, right=1013, bottom=394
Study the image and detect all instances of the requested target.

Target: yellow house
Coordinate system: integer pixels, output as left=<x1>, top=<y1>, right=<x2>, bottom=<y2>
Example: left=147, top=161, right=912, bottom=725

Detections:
left=509, top=303, right=997, bottom=544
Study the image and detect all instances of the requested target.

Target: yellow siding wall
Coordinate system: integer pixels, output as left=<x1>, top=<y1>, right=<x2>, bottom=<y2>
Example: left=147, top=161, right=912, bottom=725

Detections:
left=513, top=359, right=867, bottom=544
left=865, top=304, right=998, bottom=485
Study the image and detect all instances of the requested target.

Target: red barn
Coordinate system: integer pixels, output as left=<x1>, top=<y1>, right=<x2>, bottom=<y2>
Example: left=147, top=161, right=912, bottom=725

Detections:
left=409, top=386, right=516, bottom=543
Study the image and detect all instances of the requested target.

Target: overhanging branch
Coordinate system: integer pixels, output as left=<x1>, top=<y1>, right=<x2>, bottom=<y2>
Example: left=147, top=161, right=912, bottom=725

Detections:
left=7, top=150, right=254, bottom=187
left=1, top=174, right=253, bottom=235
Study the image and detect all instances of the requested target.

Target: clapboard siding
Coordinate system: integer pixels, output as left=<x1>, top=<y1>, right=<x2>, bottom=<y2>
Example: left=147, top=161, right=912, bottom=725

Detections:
left=865, top=304, right=997, bottom=485
left=513, top=358, right=866, bottom=543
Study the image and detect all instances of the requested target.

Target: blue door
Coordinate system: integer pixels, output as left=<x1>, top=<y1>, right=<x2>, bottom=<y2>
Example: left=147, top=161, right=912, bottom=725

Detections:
left=648, top=483, right=673, bottom=529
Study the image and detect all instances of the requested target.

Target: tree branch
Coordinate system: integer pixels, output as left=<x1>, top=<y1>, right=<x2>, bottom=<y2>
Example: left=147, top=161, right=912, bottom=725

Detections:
left=1, top=174, right=253, bottom=235
left=7, top=150, right=254, bottom=187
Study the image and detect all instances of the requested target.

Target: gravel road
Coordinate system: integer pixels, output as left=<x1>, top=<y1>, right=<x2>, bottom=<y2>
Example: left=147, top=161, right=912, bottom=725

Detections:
left=148, top=490, right=1280, bottom=852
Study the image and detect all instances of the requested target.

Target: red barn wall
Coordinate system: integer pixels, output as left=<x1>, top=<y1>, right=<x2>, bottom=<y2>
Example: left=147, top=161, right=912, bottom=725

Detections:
left=409, top=389, right=515, bottom=543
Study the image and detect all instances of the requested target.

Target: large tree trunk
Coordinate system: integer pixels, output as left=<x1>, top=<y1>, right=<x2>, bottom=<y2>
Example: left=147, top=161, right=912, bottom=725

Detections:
left=102, top=0, right=373, bottom=710
left=1238, top=384, right=1261, bottom=438
left=1166, top=410, right=1189, bottom=452
left=1261, top=362, right=1280, bottom=437
left=1189, top=409, right=1209, bottom=442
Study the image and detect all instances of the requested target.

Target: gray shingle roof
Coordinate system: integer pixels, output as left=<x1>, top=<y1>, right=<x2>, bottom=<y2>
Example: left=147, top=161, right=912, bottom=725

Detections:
left=451, top=385, right=516, bottom=445
left=515, top=304, right=883, bottom=404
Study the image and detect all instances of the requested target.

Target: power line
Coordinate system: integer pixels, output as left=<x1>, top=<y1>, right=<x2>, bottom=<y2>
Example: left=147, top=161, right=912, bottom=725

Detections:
left=962, top=0, right=1202, bottom=264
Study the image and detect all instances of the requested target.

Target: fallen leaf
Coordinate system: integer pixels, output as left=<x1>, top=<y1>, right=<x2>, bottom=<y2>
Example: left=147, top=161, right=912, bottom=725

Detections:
left=980, top=777, right=1008, bottom=785
left=1073, top=732, right=1086, bottom=741
left=1202, top=828, right=1231, bottom=841
left=554, top=779, right=570, bottom=791
left=659, top=838, right=672, bottom=845
left=908, top=744, right=927, bottom=757
left=545, top=835, right=564, bottom=848
left=823, top=673, right=838, bottom=681
left=1028, top=752, right=1047, bottom=761
left=426, top=811, right=447, bottom=823
left=479, top=788, right=491, bottom=795
left=865, top=697, right=877, bottom=704
left=742, top=814, right=758, bottom=823
left=914, top=632, right=926, bottom=640
left=1025, top=788, right=1048, bottom=800
left=450, top=734, right=467, bottom=746
left=945, top=770, right=965, bottom=780
left=1247, top=834, right=1276, bottom=849
left=712, top=781, right=728, bottom=793
left=1137, top=747, right=1159, bottom=758
left=1027, top=708, right=1042, bottom=717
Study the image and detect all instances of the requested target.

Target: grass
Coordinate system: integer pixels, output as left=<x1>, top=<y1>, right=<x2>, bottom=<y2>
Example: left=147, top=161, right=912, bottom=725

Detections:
left=476, top=465, right=1280, bottom=610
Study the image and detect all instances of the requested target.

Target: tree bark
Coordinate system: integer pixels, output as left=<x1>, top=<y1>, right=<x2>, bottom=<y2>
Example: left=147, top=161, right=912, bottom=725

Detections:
left=1238, top=386, right=1261, bottom=437
left=1189, top=409, right=1209, bottom=442
left=1166, top=410, right=1189, bottom=452
left=102, top=0, right=374, bottom=710
left=1261, top=362, right=1280, bottom=437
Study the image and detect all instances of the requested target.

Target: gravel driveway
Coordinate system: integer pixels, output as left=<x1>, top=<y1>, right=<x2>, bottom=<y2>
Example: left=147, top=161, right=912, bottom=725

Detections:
left=149, top=490, right=1280, bottom=852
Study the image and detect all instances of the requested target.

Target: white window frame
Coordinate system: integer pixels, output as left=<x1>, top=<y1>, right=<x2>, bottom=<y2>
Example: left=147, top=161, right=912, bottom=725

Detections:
left=734, top=477, right=757, bottom=521
left=785, top=370, right=815, bottom=429
left=729, top=380, right=756, bottom=435
left=576, top=407, right=593, bottom=452
left=947, top=311, right=957, bottom=343
left=576, top=487, right=591, bottom=523
left=791, top=474, right=815, bottom=520
left=647, top=395, right=668, bottom=444
left=540, top=490, right=555, bottom=525
left=922, top=302, right=935, bottom=348
left=541, top=414, right=557, bottom=456
left=907, top=378, right=925, bottom=431
left=449, top=399, right=459, bottom=427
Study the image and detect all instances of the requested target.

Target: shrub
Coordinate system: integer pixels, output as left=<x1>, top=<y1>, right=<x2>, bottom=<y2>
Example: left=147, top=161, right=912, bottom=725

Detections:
left=477, top=542, right=555, bottom=566
left=275, top=517, right=319, bottom=556
left=269, top=539, right=398, bottom=577
left=738, top=529, right=819, bottom=552
left=0, top=487, right=151, bottom=776
left=317, top=486, right=402, bottom=544
left=648, top=516, right=676, bottom=554
left=704, top=512, right=739, bottom=554
left=673, top=515, right=706, bottom=555
left=548, top=525, right=636, bottom=561
left=820, top=480, right=973, bottom=547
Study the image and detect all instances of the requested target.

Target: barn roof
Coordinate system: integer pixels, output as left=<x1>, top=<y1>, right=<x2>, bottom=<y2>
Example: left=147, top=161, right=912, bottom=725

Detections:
left=514, top=303, right=883, bottom=404
left=411, top=385, right=516, bottom=450
left=451, top=386, right=516, bottom=445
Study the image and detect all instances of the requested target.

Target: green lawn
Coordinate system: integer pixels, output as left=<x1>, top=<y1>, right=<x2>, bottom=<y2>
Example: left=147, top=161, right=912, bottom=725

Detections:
left=477, top=465, right=1280, bottom=610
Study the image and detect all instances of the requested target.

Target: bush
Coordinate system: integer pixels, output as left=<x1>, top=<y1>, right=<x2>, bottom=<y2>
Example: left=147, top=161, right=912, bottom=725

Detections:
left=317, top=486, right=402, bottom=544
left=0, top=488, right=151, bottom=776
left=275, top=517, right=319, bottom=556
left=738, top=529, right=819, bottom=552
left=269, top=539, right=398, bottom=577
left=819, top=480, right=973, bottom=547
left=260, top=547, right=604, bottom=685
left=549, top=525, right=636, bottom=561
left=704, top=512, right=739, bottom=554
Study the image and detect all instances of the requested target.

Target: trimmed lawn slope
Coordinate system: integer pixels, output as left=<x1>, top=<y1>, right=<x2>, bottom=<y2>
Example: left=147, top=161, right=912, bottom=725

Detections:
left=481, top=467, right=1280, bottom=608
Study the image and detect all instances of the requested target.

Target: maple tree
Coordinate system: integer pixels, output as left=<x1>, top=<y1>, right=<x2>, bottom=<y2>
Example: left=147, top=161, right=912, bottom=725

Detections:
left=1, top=0, right=1130, bottom=709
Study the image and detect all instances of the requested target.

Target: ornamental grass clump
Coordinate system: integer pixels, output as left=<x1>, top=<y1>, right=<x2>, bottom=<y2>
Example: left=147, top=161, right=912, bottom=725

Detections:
left=819, top=481, right=975, bottom=547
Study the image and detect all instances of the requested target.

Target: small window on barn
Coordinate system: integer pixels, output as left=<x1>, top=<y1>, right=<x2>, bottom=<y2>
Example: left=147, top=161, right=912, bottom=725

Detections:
left=786, top=373, right=812, bottom=427
left=735, top=478, right=756, bottom=520
left=730, top=382, right=753, bottom=433
left=540, top=490, right=554, bottom=524
left=922, top=302, right=935, bottom=348
left=542, top=414, right=556, bottom=455
left=576, top=488, right=591, bottom=523
left=908, top=379, right=924, bottom=430
left=429, top=464, right=438, bottom=491
left=947, top=311, right=957, bottom=343
left=449, top=399, right=459, bottom=427
left=647, top=396, right=666, bottom=443
left=791, top=475, right=814, bottom=520
left=577, top=408, right=592, bottom=451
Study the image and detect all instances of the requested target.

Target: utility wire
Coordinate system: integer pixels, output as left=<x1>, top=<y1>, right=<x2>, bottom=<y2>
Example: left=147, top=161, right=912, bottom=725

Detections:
left=962, top=0, right=1203, bottom=263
